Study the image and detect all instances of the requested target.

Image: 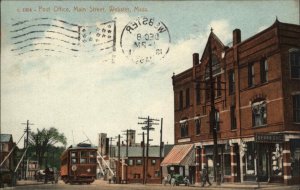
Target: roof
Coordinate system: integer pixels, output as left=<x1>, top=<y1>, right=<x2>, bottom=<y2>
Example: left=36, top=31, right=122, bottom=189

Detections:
left=114, top=145, right=174, bottom=158
left=0, top=134, right=13, bottom=143
left=160, top=144, right=194, bottom=166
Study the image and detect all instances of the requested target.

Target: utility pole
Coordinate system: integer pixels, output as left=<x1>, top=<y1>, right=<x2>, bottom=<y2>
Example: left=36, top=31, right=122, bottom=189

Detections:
left=122, top=130, right=129, bottom=183
left=21, top=120, right=33, bottom=180
left=117, top=134, right=121, bottom=184
left=208, top=32, right=220, bottom=184
left=159, top=118, right=163, bottom=184
left=138, top=116, right=159, bottom=184
left=138, top=132, right=145, bottom=184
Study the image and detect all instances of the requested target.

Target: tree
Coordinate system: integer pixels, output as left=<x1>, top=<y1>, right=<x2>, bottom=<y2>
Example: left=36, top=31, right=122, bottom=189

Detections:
left=29, top=127, right=67, bottom=168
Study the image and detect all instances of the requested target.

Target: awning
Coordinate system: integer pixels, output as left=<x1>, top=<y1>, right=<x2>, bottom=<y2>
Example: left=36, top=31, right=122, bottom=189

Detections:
left=161, top=144, right=195, bottom=166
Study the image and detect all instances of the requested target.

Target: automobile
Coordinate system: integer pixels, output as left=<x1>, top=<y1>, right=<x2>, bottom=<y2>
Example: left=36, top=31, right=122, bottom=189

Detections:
left=164, top=174, right=190, bottom=186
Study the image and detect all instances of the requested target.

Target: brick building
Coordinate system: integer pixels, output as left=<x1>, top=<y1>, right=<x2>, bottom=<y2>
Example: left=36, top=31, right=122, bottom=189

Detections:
left=166, top=20, right=300, bottom=185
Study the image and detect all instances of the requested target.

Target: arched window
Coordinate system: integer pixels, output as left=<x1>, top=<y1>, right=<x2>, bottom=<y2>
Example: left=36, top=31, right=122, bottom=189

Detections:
left=252, top=100, right=267, bottom=127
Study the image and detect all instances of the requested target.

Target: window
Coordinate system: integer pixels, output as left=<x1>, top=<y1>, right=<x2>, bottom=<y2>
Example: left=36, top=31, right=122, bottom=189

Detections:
left=252, top=100, right=267, bottom=127
left=215, top=110, right=220, bottom=131
left=290, top=49, right=300, bottom=79
left=128, top=159, right=134, bottom=166
left=205, top=81, right=210, bottom=101
left=216, top=76, right=221, bottom=97
left=134, top=173, right=141, bottom=179
left=230, top=106, right=237, bottom=130
left=186, top=88, right=190, bottom=107
left=248, top=63, right=254, bottom=87
left=179, top=91, right=183, bottom=110
left=180, top=121, right=189, bottom=137
left=154, top=171, right=160, bottom=177
left=293, top=95, right=300, bottom=122
left=260, top=58, right=268, bottom=83
left=136, top=159, right=142, bottom=165
left=196, top=83, right=201, bottom=105
left=151, top=159, right=156, bottom=165
left=229, top=70, right=235, bottom=95
left=195, top=119, right=201, bottom=135
left=224, top=154, right=231, bottom=176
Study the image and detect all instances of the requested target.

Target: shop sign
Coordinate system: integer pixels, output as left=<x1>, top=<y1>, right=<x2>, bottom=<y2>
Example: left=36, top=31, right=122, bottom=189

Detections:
left=255, top=134, right=283, bottom=143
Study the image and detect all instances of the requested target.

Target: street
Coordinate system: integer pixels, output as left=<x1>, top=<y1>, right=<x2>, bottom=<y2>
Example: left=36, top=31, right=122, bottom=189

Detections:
left=6, top=180, right=300, bottom=190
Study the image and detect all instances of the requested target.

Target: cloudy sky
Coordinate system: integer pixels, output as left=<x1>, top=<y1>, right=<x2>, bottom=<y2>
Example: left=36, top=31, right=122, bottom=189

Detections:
left=1, top=0, right=299, bottom=148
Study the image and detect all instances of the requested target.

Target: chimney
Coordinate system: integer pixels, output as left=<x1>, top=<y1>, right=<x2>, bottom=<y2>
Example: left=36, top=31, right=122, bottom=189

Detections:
left=233, top=29, right=241, bottom=45
left=193, top=53, right=199, bottom=66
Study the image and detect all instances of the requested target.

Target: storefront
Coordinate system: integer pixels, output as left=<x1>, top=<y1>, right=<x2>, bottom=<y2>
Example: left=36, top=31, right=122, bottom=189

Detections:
left=161, top=144, right=195, bottom=183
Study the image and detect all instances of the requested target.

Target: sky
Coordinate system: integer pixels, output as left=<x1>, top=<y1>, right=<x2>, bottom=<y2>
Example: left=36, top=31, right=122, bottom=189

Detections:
left=1, top=0, right=299, bottom=148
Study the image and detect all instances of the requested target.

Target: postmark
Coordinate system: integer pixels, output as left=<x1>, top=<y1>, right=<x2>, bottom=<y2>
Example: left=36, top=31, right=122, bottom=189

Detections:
left=120, top=16, right=171, bottom=64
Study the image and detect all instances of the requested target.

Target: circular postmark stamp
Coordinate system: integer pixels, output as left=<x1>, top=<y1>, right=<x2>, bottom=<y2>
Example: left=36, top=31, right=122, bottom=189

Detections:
left=120, top=16, right=171, bottom=64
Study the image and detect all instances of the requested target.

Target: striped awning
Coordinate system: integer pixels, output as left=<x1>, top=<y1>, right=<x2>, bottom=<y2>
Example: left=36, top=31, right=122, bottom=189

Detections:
left=161, top=144, right=194, bottom=166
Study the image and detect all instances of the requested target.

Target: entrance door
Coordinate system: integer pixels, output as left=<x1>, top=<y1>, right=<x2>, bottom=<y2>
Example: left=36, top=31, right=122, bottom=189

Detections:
left=258, top=145, right=269, bottom=182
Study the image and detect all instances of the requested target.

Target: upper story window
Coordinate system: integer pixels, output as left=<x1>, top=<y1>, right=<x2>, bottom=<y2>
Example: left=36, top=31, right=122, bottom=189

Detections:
left=179, top=91, right=183, bottom=110
left=290, top=49, right=300, bottom=79
left=180, top=121, right=189, bottom=138
left=216, top=76, right=222, bottom=97
left=186, top=88, right=190, bottom=107
left=230, top=106, right=237, bottom=130
left=293, top=94, right=300, bottom=123
left=229, top=70, right=235, bottom=95
left=260, top=58, right=268, bottom=83
left=252, top=100, right=267, bottom=127
left=215, top=110, right=220, bottom=131
left=205, top=55, right=221, bottom=79
left=195, top=118, right=201, bottom=135
left=196, top=83, right=201, bottom=105
left=248, top=63, right=255, bottom=87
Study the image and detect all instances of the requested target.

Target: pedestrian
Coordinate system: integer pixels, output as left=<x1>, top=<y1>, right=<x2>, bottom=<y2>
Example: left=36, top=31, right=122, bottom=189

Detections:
left=201, top=165, right=212, bottom=187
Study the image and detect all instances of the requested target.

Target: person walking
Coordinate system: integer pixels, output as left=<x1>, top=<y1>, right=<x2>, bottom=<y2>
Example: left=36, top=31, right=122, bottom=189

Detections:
left=201, top=165, right=212, bottom=187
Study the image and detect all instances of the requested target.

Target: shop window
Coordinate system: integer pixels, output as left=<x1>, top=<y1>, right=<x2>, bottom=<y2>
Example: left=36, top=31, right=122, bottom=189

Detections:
left=248, top=63, right=255, bottom=87
left=154, top=171, right=160, bottom=177
left=136, top=159, right=142, bottom=165
left=245, top=142, right=255, bottom=175
left=180, top=121, right=189, bottom=137
left=260, top=58, right=268, bottom=83
left=252, top=100, right=267, bottom=127
left=186, top=88, right=190, bottom=107
left=195, top=119, right=201, bottom=135
left=293, top=95, right=300, bottom=122
left=223, top=154, right=231, bottom=176
left=271, top=144, right=283, bottom=176
left=291, top=140, right=300, bottom=177
left=196, top=83, right=201, bottom=105
left=290, top=49, right=300, bottom=79
left=229, top=70, right=235, bottom=95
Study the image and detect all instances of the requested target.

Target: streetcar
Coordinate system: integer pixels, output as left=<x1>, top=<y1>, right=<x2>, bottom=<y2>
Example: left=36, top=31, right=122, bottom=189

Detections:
left=60, top=143, right=97, bottom=184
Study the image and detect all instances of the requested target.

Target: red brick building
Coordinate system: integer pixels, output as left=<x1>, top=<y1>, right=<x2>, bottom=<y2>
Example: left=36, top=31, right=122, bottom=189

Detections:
left=166, top=20, right=300, bottom=185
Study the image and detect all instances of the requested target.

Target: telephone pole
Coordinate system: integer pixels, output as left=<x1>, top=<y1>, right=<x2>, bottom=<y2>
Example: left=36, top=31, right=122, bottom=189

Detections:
left=138, top=116, right=159, bottom=184
left=159, top=118, right=163, bottom=183
left=138, top=132, right=145, bottom=184
left=21, top=120, right=33, bottom=180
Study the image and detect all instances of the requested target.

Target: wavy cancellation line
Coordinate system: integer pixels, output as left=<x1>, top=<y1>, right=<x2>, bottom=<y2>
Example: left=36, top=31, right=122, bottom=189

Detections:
left=10, top=18, right=116, bottom=57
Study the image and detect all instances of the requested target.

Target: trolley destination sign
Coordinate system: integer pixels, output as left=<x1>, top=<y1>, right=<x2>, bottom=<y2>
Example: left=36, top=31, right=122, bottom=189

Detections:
left=255, top=133, right=284, bottom=143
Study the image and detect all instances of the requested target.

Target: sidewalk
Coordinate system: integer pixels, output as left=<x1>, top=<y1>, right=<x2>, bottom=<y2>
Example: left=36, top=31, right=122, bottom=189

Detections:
left=190, top=182, right=300, bottom=190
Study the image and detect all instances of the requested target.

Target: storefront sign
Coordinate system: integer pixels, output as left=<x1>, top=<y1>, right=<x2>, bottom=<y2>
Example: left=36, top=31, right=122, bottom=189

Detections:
left=255, top=134, right=283, bottom=143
